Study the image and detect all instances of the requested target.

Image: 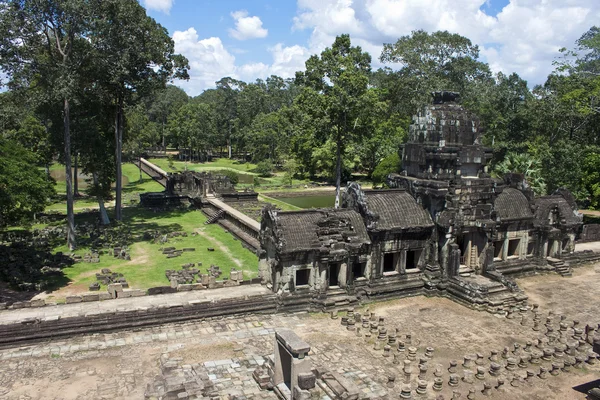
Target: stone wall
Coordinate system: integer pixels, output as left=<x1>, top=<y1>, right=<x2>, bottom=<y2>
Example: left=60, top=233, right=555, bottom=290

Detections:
left=0, top=293, right=278, bottom=348
left=579, top=224, right=600, bottom=243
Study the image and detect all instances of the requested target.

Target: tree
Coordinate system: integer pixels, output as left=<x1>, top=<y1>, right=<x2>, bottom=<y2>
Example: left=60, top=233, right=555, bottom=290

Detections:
left=0, top=0, right=94, bottom=249
left=295, top=34, right=373, bottom=208
left=147, top=85, right=189, bottom=149
left=0, top=138, right=55, bottom=226
left=380, top=30, right=492, bottom=113
left=215, top=77, right=244, bottom=158
left=167, top=102, right=216, bottom=161
left=90, top=0, right=189, bottom=221
left=492, top=152, right=546, bottom=195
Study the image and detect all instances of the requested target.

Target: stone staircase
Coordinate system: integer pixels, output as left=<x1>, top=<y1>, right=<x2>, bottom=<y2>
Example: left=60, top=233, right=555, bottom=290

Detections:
left=547, top=257, right=572, bottom=277
left=205, top=209, right=225, bottom=224
left=459, top=265, right=475, bottom=277
left=449, top=274, right=527, bottom=311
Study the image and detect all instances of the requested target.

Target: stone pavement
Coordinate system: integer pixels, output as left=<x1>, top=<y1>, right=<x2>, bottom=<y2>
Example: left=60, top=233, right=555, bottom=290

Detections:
left=0, top=283, right=270, bottom=325
left=575, top=241, right=600, bottom=252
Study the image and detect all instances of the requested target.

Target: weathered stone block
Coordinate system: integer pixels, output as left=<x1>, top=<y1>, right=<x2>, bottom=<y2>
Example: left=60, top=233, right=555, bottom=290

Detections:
left=29, top=299, right=46, bottom=307
left=98, top=293, right=112, bottom=301
left=298, top=372, right=316, bottom=390
left=82, top=293, right=100, bottom=302
left=177, top=284, right=194, bottom=291
left=66, top=295, right=83, bottom=304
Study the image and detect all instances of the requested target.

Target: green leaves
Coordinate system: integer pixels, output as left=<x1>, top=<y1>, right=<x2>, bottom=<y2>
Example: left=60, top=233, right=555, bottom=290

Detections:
left=0, top=138, right=55, bottom=226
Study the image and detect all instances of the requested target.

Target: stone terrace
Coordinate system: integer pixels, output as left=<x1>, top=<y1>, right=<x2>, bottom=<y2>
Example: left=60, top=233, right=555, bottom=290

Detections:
left=1, top=261, right=600, bottom=399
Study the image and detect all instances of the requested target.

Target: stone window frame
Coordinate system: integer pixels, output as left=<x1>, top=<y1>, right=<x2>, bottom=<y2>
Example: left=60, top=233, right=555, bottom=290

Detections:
left=506, top=238, right=521, bottom=259
left=294, top=268, right=311, bottom=288
left=404, top=248, right=423, bottom=273
left=382, top=252, right=401, bottom=276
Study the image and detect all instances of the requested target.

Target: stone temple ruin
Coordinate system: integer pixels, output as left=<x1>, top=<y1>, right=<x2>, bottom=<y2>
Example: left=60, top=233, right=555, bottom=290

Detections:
left=259, top=91, right=600, bottom=311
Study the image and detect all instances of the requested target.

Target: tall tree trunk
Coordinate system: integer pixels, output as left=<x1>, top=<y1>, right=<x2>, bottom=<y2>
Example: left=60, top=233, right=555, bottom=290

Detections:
left=115, top=95, right=124, bottom=221
left=162, top=116, right=166, bottom=153
left=64, top=98, right=76, bottom=250
left=93, top=172, right=110, bottom=225
left=228, top=122, right=232, bottom=159
left=334, top=136, right=342, bottom=209
left=73, top=152, right=79, bottom=197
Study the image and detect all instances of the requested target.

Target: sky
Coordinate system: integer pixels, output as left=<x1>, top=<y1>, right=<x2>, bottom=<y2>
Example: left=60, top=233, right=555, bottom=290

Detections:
left=141, top=0, right=600, bottom=97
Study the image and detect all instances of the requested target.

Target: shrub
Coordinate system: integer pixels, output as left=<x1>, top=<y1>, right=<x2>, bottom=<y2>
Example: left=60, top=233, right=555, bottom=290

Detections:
left=220, top=170, right=239, bottom=185
left=256, top=160, right=274, bottom=177
left=372, top=153, right=401, bottom=185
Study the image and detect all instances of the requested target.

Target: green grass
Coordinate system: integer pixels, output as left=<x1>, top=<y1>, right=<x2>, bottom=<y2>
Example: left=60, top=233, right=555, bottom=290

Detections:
left=258, top=194, right=302, bottom=211
left=45, top=207, right=258, bottom=299
left=149, top=157, right=258, bottom=174
left=146, top=158, right=313, bottom=190
left=33, top=162, right=258, bottom=298
left=45, top=162, right=163, bottom=213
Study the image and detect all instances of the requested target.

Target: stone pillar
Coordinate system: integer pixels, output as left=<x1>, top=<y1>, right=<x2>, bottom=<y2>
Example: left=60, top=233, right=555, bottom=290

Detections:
left=272, top=329, right=315, bottom=399
left=338, top=263, right=348, bottom=288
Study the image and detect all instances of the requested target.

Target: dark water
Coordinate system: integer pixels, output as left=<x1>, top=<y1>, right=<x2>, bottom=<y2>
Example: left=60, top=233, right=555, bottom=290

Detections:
left=277, top=195, right=335, bottom=209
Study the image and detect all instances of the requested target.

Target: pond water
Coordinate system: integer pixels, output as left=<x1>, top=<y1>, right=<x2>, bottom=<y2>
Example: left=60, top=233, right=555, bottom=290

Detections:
left=50, top=168, right=130, bottom=188
left=277, top=195, right=335, bottom=209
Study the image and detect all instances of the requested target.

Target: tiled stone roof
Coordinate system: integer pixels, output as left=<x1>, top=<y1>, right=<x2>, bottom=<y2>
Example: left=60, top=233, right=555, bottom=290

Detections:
left=494, top=188, right=533, bottom=221
left=364, top=190, right=434, bottom=230
left=533, top=196, right=582, bottom=227
left=275, top=209, right=369, bottom=254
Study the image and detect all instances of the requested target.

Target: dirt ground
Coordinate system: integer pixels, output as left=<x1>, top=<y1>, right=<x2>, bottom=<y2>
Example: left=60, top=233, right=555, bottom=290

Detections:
left=1, top=263, right=600, bottom=399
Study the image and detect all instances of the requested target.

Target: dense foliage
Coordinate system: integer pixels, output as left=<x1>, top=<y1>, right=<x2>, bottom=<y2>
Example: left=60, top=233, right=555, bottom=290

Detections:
left=2, top=13, right=600, bottom=240
left=0, top=139, right=55, bottom=226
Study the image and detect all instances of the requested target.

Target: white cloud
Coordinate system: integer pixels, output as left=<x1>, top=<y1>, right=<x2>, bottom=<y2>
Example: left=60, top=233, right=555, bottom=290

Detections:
left=172, top=28, right=310, bottom=95
left=171, top=1, right=600, bottom=96
left=267, top=43, right=312, bottom=78
left=143, top=0, right=174, bottom=14
left=173, top=28, right=236, bottom=95
left=229, top=10, right=268, bottom=40
left=292, top=0, right=600, bottom=85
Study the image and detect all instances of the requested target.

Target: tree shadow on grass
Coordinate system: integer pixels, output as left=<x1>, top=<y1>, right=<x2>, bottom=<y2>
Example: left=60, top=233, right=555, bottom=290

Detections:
left=0, top=243, right=74, bottom=303
left=121, top=177, right=164, bottom=194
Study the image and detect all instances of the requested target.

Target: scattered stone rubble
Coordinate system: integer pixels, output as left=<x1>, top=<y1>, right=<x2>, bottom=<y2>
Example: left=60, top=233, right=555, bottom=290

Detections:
left=161, top=246, right=195, bottom=259
left=165, top=264, right=245, bottom=291
left=90, top=268, right=128, bottom=290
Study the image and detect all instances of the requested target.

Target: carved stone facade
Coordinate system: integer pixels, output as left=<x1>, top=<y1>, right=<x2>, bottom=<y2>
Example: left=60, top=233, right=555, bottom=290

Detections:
left=259, top=92, right=588, bottom=310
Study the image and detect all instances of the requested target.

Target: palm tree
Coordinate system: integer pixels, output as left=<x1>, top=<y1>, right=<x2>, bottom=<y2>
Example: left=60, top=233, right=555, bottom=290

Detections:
left=493, top=152, right=547, bottom=195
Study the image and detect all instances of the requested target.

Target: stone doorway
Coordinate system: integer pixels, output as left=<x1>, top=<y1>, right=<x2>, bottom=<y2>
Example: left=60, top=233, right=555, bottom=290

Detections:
left=458, top=232, right=486, bottom=274
left=328, top=263, right=340, bottom=287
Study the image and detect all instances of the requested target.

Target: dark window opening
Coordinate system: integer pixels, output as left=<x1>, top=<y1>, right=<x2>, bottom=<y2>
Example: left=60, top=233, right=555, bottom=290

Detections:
left=352, top=261, right=366, bottom=278
left=406, top=250, right=421, bottom=270
left=507, top=239, right=520, bottom=257
left=295, top=269, right=310, bottom=286
left=383, top=253, right=396, bottom=273
left=329, top=263, right=340, bottom=287
left=493, top=241, right=503, bottom=259
left=562, top=238, right=570, bottom=251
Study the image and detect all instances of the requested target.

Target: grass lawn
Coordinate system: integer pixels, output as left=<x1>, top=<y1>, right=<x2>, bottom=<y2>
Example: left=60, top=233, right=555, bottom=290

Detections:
left=29, top=161, right=259, bottom=300
left=44, top=207, right=258, bottom=301
left=146, top=157, right=312, bottom=190
left=45, top=162, right=164, bottom=213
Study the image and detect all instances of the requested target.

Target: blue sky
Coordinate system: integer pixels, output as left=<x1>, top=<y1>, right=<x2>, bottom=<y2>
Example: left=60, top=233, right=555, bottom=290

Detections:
left=141, top=0, right=600, bottom=96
